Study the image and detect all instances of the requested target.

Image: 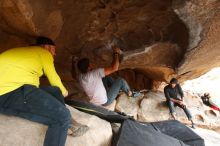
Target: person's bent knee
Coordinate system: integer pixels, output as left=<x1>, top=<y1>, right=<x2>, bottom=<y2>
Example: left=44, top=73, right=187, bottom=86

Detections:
left=64, top=108, right=71, bottom=121
left=116, top=77, right=126, bottom=83
left=64, top=109, right=71, bottom=126
left=167, top=100, right=174, bottom=106
left=58, top=107, right=71, bottom=125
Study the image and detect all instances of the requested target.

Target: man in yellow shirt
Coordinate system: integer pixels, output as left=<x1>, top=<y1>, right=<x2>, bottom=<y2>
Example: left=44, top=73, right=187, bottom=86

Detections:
left=0, top=37, right=70, bottom=146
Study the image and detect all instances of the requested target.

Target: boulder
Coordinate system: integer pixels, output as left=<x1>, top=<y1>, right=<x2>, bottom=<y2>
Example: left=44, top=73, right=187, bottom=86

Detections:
left=103, top=100, right=117, bottom=111
left=114, top=90, right=220, bottom=134
left=115, top=93, right=144, bottom=119
left=0, top=105, right=112, bottom=146
left=137, top=91, right=170, bottom=122
left=137, top=91, right=220, bottom=131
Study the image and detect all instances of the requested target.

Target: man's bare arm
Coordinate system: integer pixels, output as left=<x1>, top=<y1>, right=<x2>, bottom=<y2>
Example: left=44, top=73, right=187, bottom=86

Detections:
left=104, top=48, right=121, bottom=76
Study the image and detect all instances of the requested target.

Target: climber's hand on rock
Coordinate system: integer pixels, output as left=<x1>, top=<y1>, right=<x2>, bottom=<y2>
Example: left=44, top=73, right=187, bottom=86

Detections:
left=113, top=47, right=121, bottom=54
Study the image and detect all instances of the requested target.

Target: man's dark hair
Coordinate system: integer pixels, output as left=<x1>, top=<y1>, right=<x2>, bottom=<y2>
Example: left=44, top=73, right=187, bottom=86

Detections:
left=170, top=78, right=178, bottom=84
left=36, top=36, right=55, bottom=46
left=77, top=58, right=90, bottom=74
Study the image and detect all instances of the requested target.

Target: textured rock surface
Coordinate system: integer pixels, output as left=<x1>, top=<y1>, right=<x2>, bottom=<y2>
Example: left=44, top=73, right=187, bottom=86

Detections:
left=0, top=0, right=219, bottom=89
left=115, top=93, right=144, bottom=119
left=0, top=105, right=112, bottom=146
left=137, top=92, right=170, bottom=122
left=174, top=0, right=220, bottom=81
left=103, top=99, right=117, bottom=111
left=137, top=91, right=206, bottom=124
left=114, top=91, right=220, bottom=133
left=0, top=1, right=219, bottom=143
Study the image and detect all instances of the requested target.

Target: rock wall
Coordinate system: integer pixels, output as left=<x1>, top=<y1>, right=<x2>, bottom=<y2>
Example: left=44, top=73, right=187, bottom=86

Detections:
left=174, top=0, right=220, bottom=81
left=0, top=0, right=219, bottom=89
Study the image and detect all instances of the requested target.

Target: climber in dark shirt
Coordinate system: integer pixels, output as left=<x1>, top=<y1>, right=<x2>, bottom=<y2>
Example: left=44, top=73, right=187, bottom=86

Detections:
left=164, top=78, right=195, bottom=128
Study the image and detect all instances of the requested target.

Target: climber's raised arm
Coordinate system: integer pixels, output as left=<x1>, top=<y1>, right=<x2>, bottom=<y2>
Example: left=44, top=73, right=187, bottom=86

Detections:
left=104, top=47, right=121, bottom=76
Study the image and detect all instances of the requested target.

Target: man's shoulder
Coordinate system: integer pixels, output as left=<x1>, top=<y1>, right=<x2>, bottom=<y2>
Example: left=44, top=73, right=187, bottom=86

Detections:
left=17, top=46, right=44, bottom=50
left=1, top=46, right=45, bottom=57
left=80, top=68, right=103, bottom=80
left=176, top=84, right=182, bottom=89
left=32, top=46, right=53, bottom=59
left=164, top=85, right=170, bottom=90
left=92, top=68, right=104, bottom=72
left=31, top=46, right=50, bottom=54
left=89, top=68, right=104, bottom=76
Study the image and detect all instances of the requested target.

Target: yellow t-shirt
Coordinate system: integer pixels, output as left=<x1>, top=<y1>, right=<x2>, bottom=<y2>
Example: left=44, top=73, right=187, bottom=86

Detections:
left=0, top=46, right=67, bottom=96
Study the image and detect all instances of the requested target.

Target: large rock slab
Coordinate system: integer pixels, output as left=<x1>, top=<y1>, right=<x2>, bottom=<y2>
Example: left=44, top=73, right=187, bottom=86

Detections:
left=0, top=0, right=219, bottom=91
left=0, top=0, right=219, bottom=88
left=175, top=0, right=220, bottom=81
left=115, top=93, right=144, bottom=119
left=137, top=91, right=170, bottom=122
left=103, top=99, right=116, bottom=111
left=0, top=105, right=112, bottom=146
left=137, top=91, right=220, bottom=132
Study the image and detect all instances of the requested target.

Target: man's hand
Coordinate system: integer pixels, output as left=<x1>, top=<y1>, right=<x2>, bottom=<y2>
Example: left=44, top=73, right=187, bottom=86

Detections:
left=178, top=100, right=186, bottom=106
left=180, top=97, right=186, bottom=105
left=113, top=47, right=122, bottom=54
left=104, top=47, right=121, bottom=76
left=181, top=97, right=184, bottom=102
left=64, top=91, right=69, bottom=98
left=178, top=100, right=183, bottom=105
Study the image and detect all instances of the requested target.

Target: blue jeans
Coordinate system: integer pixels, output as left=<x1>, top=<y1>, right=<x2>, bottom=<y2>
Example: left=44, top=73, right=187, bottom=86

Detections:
left=167, top=100, right=192, bottom=120
left=102, top=76, right=130, bottom=106
left=0, top=85, right=71, bottom=146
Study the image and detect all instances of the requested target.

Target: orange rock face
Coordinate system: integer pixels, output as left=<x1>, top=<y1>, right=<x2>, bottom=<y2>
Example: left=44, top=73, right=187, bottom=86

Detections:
left=0, top=0, right=219, bottom=90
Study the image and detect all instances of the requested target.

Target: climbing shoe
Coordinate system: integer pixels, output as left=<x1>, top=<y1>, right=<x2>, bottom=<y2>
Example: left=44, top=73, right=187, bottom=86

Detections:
left=131, top=90, right=141, bottom=98
left=68, top=119, right=89, bottom=137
